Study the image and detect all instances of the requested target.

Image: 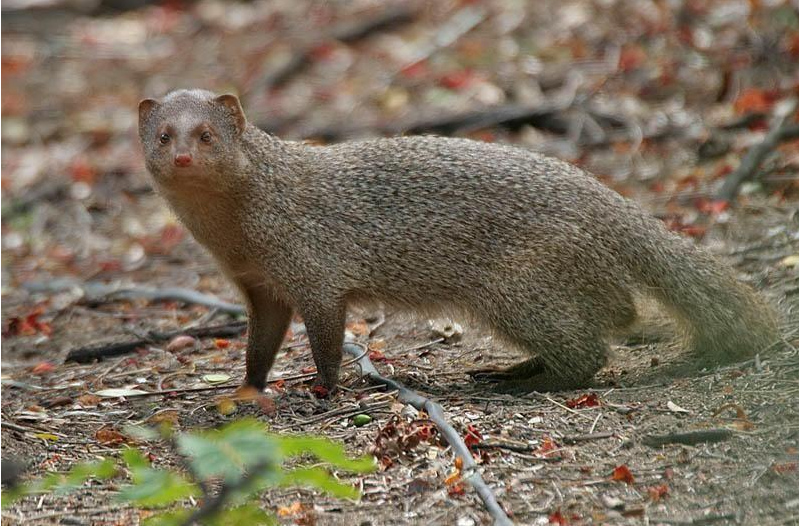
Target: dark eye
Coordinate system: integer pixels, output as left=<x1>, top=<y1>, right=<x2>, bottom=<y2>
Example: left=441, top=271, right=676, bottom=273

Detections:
left=200, top=131, right=212, bottom=143
left=159, top=133, right=170, bottom=145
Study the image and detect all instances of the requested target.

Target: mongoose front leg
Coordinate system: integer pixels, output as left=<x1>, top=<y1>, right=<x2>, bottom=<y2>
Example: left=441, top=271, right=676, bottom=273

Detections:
left=301, top=303, right=346, bottom=393
left=243, top=289, right=293, bottom=391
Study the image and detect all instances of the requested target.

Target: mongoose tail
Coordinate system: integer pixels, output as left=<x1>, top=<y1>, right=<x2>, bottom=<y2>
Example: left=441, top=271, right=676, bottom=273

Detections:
left=625, top=211, right=780, bottom=365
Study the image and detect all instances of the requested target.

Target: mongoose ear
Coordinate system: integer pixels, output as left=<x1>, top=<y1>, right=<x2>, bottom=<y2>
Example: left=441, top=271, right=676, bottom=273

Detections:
left=138, top=98, right=159, bottom=127
left=215, top=94, right=247, bottom=134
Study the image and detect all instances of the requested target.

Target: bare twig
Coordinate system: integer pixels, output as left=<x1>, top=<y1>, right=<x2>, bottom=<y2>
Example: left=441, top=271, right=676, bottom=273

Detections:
left=344, top=342, right=513, bottom=526
left=716, top=99, right=799, bottom=202
left=64, top=321, right=248, bottom=363
left=248, top=4, right=417, bottom=94
left=23, top=278, right=245, bottom=316
left=642, top=428, right=734, bottom=448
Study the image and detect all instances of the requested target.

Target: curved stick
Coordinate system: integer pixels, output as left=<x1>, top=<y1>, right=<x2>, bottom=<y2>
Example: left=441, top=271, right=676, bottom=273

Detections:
left=343, top=343, right=513, bottom=526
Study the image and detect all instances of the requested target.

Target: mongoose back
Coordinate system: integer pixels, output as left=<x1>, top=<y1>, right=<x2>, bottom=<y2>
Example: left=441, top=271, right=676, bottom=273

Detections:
left=138, top=89, right=780, bottom=393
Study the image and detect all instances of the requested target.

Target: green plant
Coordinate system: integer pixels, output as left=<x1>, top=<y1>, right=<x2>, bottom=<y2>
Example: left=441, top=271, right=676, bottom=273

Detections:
left=2, top=418, right=375, bottom=525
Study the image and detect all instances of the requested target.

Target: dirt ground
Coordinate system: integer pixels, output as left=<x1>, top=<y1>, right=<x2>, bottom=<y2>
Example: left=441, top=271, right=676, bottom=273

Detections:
left=2, top=0, right=799, bottom=525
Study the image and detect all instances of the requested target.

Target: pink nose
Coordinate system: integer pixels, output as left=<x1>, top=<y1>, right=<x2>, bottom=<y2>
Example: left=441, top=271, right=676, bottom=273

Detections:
left=174, top=153, right=192, bottom=167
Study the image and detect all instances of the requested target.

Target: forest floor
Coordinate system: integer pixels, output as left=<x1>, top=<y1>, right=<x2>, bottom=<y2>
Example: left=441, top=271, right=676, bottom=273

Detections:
left=2, top=0, right=799, bottom=525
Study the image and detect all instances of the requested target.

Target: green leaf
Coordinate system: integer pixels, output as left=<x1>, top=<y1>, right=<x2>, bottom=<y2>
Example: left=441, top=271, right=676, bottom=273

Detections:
left=141, top=508, right=192, bottom=526
left=209, top=504, right=276, bottom=525
left=120, top=449, right=197, bottom=507
left=1, top=486, right=28, bottom=508
left=280, top=467, right=360, bottom=500
left=117, top=468, right=197, bottom=507
left=178, top=419, right=277, bottom=483
left=273, top=436, right=376, bottom=473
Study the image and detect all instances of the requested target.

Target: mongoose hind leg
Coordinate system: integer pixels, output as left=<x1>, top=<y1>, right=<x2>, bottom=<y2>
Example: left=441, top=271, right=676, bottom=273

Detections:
left=489, top=302, right=610, bottom=393
left=469, top=357, right=546, bottom=382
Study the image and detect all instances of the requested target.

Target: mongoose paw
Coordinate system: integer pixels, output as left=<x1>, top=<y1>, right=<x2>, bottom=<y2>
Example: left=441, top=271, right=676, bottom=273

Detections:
left=468, top=357, right=547, bottom=383
left=490, top=374, right=591, bottom=395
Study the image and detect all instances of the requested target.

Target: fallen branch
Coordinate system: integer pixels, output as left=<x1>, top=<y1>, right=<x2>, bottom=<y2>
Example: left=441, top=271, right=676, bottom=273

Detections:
left=343, top=342, right=512, bottom=526
left=715, top=99, right=799, bottom=202
left=64, top=321, right=247, bottom=363
left=24, top=278, right=245, bottom=316
left=249, top=4, right=417, bottom=93
left=298, top=103, right=569, bottom=142
left=642, top=428, right=733, bottom=448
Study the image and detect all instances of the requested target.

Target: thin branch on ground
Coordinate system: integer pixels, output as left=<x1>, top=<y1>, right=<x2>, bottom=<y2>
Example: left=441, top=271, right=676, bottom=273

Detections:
left=24, top=278, right=246, bottom=316
left=642, top=428, right=734, bottom=448
left=64, top=321, right=248, bottom=363
left=715, top=99, right=799, bottom=202
left=343, top=342, right=513, bottom=526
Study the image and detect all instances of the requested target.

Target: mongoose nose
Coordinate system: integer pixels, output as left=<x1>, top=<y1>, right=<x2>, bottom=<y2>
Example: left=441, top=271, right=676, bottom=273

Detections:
left=174, top=153, right=192, bottom=167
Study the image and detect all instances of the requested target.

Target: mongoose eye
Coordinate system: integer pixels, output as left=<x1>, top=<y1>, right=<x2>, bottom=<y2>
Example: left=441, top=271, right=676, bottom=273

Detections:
left=159, top=133, right=170, bottom=145
left=200, top=131, right=212, bottom=143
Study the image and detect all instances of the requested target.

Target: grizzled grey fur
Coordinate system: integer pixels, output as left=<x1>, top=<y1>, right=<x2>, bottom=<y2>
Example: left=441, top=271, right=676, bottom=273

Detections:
left=138, top=89, right=780, bottom=393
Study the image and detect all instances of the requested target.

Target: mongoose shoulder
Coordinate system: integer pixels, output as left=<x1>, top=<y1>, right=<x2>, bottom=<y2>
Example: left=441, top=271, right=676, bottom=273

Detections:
left=138, top=89, right=780, bottom=393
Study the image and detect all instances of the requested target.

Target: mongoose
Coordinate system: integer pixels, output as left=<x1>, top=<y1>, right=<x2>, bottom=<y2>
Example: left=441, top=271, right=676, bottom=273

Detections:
left=138, top=89, right=780, bottom=393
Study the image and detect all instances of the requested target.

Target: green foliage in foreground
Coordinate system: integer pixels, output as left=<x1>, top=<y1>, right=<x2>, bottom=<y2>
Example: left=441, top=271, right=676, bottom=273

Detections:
left=2, top=418, right=375, bottom=525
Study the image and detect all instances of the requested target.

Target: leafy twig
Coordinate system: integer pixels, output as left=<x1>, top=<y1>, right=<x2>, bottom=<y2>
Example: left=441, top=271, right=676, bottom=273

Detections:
left=343, top=342, right=513, bottom=526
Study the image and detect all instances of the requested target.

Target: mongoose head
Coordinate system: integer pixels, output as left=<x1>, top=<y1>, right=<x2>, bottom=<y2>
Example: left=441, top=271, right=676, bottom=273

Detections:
left=138, top=89, right=247, bottom=189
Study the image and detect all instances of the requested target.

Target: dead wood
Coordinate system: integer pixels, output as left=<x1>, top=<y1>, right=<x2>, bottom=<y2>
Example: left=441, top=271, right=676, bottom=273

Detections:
left=64, top=321, right=247, bottom=363
left=296, top=103, right=570, bottom=142
left=23, top=278, right=246, bottom=316
left=715, top=99, right=799, bottom=202
left=344, top=342, right=513, bottom=526
left=249, top=4, right=417, bottom=93
left=642, top=428, right=734, bottom=448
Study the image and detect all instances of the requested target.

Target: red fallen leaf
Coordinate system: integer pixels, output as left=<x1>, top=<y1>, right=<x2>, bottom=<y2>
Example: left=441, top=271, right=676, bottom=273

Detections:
left=694, top=198, right=730, bottom=215
left=311, top=385, right=329, bottom=399
left=69, top=157, right=96, bottom=184
left=4, top=307, right=52, bottom=337
left=257, top=395, right=277, bottom=416
left=415, top=424, right=434, bottom=441
left=439, top=69, right=477, bottom=90
left=618, top=44, right=647, bottom=71
left=213, top=338, right=230, bottom=349
left=310, top=41, right=337, bottom=61
left=464, top=425, right=483, bottom=449
left=399, top=60, right=428, bottom=79
left=548, top=509, right=569, bottom=526
left=535, top=437, right=559, bottom=458
left=734, top=88, right=776, bottom=114
left=772, top=462, right=798, bottom=474
left=648, top=483, right=669, bottom=501
left=95, top=426, right=127, bottom=446
left=368, top=350, right=389, bottom=362
left=31, top=361, right=56, bottom=375
left=565, top=393, right=600, bottom=408
left=447, top=482, right=465, bottom=496
left=270, top=379, right=286, bottom=391
left=612, top=464, right=635, bottom=484
left=97, top=259, right=123, bottom=272
left=380, top=455, right=394, bottom=470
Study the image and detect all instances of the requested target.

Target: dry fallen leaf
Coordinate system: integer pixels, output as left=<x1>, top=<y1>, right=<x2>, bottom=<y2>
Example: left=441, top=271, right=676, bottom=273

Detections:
left=611, top=464, right=635, bottom=484
left=95, top=426, right=127, bottom=446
